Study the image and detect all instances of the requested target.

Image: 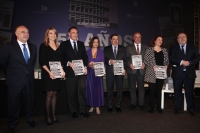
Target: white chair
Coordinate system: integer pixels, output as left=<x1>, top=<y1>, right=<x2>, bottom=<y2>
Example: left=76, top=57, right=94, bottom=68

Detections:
left=161, top=84, right=187, bottom=111
left=195, top=70, right=200, bottom=88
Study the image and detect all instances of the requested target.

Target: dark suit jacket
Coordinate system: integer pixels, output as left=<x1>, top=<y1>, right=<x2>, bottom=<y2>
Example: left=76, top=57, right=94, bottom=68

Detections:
left=125, top=43, right=148, bottom=75
left=0, top=40, right=37, bottom=88
left=104, top=45, right=126, bottom=79
left=60, top=40, right=88, bottom=78
left=170, top=44, right=200, bottom=79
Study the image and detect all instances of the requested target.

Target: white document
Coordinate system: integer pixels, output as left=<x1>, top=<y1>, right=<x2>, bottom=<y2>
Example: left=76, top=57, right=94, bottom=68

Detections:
left=132, top=55, right=142, bottom=69
left=72, top=60, right=85, bottom=76
left=113, top=60, right=124, bottom=75
left=49, top=61, right=63, bottom=78
left=94, top=62, right=105, bottom=77
left=155, top=66, right=167, bottom=79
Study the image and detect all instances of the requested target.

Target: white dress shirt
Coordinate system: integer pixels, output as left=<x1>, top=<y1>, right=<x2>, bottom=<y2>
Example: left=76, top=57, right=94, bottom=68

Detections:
left=17, top=40, right=30, bottom=57
left=134, top=43, right=141, bottom=54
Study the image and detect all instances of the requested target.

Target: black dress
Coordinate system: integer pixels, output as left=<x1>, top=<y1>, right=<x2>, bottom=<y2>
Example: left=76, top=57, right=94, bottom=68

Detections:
left=39, top=43, right=62, bottom=92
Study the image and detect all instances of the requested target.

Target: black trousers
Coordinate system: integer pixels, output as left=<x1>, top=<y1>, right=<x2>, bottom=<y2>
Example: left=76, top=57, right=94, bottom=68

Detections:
left=173, top=72, right=195, bottom=112
left=66, top=76, right=87, bottom=113
left=128, top=70, right=145, bottom=106
left=148, top=79, right=164, bottom=110
left=106, top=75, right=124, bottom=108
left=7, top=76, right=34, bottom=128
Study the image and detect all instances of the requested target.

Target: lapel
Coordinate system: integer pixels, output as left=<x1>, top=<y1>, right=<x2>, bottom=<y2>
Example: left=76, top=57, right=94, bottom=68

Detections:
left=27, top=43, right=32, bottom=64
left=14, top=41, right=26, bottom=64
left=116, top=45, right=122, bottom=59
left=66, top=40, right=77, bottom=56
left=131, top=44, right=137, bottom=54
left=108, top=45, right=115, bottom=59
left=77, top=41, right=82, bottom=56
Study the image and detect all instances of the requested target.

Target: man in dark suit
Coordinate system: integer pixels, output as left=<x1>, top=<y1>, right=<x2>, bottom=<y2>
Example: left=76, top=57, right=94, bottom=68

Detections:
left=125, top=32, right=148, bottom=111
left=0, top=25, right=37, bottom=133
left=104, top=34, right=126, bottom=113
left=170, top=32, right=200, bottom=116
left=60, top=26, right=89, bottom=119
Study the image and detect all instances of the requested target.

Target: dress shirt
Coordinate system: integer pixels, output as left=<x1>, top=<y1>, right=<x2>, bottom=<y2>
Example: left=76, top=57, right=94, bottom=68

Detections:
left=134, top=43, right=141, bottom=54
left=17, top=40, right=30, bottom=57
left=70, top=38, right=78, bottom=51
left=109, top=45, right=118, bottom=65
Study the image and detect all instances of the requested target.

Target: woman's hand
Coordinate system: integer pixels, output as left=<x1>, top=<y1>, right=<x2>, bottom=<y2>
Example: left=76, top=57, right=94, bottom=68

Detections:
left=89, top=61, right=94, bottom=69
left=49, top=72, right=55, bottom=79
left=153, top=66, right=157, bottom=71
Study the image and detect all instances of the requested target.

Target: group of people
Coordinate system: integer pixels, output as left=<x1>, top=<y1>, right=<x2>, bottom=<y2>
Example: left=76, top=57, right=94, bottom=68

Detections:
left=0, top=25, right=199, bottom=133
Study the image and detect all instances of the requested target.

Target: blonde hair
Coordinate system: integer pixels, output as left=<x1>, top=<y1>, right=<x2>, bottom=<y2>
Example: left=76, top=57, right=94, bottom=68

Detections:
left=44, top=27, right=59, bottom=47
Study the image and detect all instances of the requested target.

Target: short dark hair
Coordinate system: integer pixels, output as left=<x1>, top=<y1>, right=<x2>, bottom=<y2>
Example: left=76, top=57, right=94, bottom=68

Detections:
left=15, top=25, right=28, bottom=32
left=89, top=37, right=100, bottom=48
left=110, top=34, right=119, bottom=39
left=177, top=32, right=187, bottom=38
left=151, top=35, right=164, bottom=47
left=68, top=26, right=78, bottom=33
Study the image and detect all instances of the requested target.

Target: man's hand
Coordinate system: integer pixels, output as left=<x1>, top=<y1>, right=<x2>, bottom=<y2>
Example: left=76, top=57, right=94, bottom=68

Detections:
left=122, top=69, right=126, bottom=75
left=84, top=67, right=87, bottom=75
left=182, top=60, right=190, bottom=67
left=61, top=69, right=66, bottom=78
left=130, top=64, right=135, bottom=70
left=110, top=59, right=115, bottom=65
left=68, top=61, right=74, bottom=70
left=164, top=65, right=168, bottom=70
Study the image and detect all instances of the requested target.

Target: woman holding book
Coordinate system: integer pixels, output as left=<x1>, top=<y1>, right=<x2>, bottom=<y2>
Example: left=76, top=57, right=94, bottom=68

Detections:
left=39, top=27, right=65, bottom=125
left=86, top=37, right=104, bottom=114
left=144, top=35, right=169, bottom=114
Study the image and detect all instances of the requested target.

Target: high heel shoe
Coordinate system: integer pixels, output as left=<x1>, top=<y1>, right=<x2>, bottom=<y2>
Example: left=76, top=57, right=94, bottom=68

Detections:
left=46, top=116, right=53, bottom=125
left=89, top=107, right=94, bottom=112
left=96, top=107, right=100, bottom=114
left=52, top=115, right=59, bottom=123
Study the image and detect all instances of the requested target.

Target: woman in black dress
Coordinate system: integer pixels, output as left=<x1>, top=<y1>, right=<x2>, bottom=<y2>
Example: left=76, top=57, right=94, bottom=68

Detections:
left=39, top=27, right=65, bottom=125
left=144, top=35, right=169, bottom=114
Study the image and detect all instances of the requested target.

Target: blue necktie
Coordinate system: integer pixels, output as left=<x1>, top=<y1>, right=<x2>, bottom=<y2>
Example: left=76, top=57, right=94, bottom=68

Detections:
left=22, top=44, right=29, bottom=64
left=114, top=47, right=117, bottom=59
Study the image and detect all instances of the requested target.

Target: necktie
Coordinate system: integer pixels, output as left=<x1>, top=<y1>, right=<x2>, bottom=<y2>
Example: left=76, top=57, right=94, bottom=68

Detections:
left=181, top=45, right=186, bottom=71
left=136, top=45, right=140, bottom=54
left=22, top=44, right=29, bottom=64
left=73, top=42, right=78, bottom=55
left=114, top=47, right=117, bottom=59
left=181, top=45, right=185, bottom=55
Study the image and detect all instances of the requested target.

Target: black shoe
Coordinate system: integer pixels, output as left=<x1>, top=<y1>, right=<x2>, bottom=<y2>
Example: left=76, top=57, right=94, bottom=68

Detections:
left=148, top=109, right=153, bottom=113
left=72, top=112, right=78, bottom=119
left=52, top=115, right=59, bottom=123
left=27, top=121, right=37, bottom=128
left=175, top=109, right=181, bottom=115
left=7, top=128, right=15, bottom=133
left=139, top=105, right=146, bottom=111
left=116, top=107, right=121, bottom=113
left=46, top=116, right=53, bottom=125
left=80, top=112, right=90, bottom=118
left=189, top=111, right=196, bottom=116
left=108, top=108, right=113, bottom=113
left=158, top=109, right=163, bottom=114
left=130, top=104, right=136, bottom=110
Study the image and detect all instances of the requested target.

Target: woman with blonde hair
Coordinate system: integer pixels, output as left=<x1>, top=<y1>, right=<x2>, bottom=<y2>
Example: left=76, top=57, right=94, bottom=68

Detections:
left=39, top=27, right=65, bottom=125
